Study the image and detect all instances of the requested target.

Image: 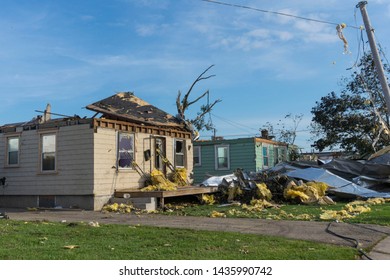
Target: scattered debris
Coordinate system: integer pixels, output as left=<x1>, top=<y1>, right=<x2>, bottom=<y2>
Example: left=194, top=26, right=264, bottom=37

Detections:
left=102, top=203, right=134, bottom=213
left=98, top=151, right=390, bottom=222
left=63, top=245, right=80, bottom=250
left=0, top=212, right=9, bottom=219
left=201, top=194, right=215, bottom=205
left=210, top=210, right=226, bottom=218
left=320, top=210, right=353, bottom=221
left=320, top=202, right=372, bottom=221
left=336, top=23, right=351, bottom=54
left=241, top=199, right=277, bottom=212
left=88, top=221, right=100, bottom=227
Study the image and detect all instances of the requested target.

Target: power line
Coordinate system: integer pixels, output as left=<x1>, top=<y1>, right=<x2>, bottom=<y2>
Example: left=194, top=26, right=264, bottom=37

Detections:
left=211, top=113, right=259, bottom=133
left=202, top=0, right=362, bottom=29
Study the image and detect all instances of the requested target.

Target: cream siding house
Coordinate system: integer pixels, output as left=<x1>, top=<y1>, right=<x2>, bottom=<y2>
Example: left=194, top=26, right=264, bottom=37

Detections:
left=0, top=92, right=193, bottom=210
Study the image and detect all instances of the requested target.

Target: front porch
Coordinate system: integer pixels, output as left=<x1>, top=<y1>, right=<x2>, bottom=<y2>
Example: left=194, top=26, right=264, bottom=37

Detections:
left=114, top=186, right=219, bottom=209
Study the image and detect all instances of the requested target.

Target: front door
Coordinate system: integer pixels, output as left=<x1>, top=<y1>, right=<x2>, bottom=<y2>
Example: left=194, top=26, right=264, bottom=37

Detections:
left=154, top=137, right=166, bottom=175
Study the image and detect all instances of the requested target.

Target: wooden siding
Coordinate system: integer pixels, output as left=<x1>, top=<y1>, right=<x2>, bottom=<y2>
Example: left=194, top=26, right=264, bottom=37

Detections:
left=93, top=127, right=193, bottom=193
left=0, top=124, right=94, bottom=195
left=1, top=120, right=194, bottom=207
left=193, top=138, right=256, bottom=184
left=193, top=138, right=289, bottom=184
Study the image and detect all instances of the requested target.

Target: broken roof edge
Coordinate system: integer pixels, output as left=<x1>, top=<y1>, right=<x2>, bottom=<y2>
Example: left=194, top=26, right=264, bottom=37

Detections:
left=0, top=117, right=93, bottom=133
left=86, top=92, right=189, bottom=130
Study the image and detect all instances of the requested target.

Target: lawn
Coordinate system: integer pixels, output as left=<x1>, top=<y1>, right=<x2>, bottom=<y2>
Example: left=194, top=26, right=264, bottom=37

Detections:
left=0, top=219, right=357, bottom=260
left=161, top=198, right=390, bottom=226
left=1, top=197, right=388, bottom=260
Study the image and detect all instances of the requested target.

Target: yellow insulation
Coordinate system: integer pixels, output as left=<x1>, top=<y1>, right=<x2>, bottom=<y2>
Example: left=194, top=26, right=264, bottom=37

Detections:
left=210, top=210, right=226, bottom=218
left=102, top=203, right=134, bottom=213
left=172, top=167, right=188, bottom=186
left=141, top=169, right=177, bottom=191
left=256, top=183, right=272, bottom=201
left=284, top=181, right=330, bottom=204
left=201, top=194, right=215, bottom=205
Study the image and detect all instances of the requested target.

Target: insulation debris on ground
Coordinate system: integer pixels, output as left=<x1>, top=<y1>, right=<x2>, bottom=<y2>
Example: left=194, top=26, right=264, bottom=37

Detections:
left=241, top=199, right=277, bottom=212
left=63, top=245, right=79, bottom=250
left=201, top=194, right=215, bottom=205
left=210, top=210, right=226, bottom=218
left=320, top=202, right=372, bottom=221
left=102, top=202, right=134, bottom=213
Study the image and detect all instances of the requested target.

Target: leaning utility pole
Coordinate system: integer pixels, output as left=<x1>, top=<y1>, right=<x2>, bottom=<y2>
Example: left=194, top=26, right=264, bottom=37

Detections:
left=357, top=1, right=390, bottom=117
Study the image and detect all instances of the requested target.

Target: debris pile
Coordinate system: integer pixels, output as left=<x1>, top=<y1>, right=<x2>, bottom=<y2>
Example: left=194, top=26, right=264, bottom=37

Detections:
left=141, top=169, right=177, bottom=191
left=204, top=168, right=334, bottom=207
left=283, top=181, right=333, bottom=205
left=138, top=166, right=189, bottom=191
left=202, top=150, right=390, bottom=206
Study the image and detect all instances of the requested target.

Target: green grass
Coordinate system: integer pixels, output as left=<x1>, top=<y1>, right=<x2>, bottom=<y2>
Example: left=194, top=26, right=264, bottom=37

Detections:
left=0, top=220, right=357, bottom=260
left=162, top=199, right=390, bottom=226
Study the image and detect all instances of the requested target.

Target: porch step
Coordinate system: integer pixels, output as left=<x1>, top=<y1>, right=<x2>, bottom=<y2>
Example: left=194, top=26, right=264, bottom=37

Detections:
left=109, top=197, right=157, bottom=211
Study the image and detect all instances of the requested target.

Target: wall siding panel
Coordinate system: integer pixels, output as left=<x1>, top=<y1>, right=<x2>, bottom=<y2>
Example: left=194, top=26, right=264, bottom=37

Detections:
left=193, top=138, right=288, bottom=184
left=0, top=124, right=94, bottom=196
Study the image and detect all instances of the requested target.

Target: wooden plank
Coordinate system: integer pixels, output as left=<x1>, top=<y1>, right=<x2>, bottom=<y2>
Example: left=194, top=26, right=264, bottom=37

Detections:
left=114, top=186, right=219, bottom=199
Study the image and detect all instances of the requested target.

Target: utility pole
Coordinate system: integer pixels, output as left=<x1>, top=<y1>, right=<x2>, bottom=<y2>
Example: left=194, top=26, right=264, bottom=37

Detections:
left=357, top=1, right=390, bottom=117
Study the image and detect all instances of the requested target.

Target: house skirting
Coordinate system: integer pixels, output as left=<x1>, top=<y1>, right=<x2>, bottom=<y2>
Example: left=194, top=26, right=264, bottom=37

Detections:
left=0, top=194, right=111, bottom=211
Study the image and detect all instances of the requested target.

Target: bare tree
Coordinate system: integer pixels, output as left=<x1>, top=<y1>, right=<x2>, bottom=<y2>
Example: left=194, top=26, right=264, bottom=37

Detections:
left=176, top=65, right=221, bottom=139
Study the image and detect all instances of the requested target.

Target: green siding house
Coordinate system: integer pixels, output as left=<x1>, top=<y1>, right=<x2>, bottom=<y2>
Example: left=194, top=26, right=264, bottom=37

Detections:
left=193, top=137, right=293, bottom=184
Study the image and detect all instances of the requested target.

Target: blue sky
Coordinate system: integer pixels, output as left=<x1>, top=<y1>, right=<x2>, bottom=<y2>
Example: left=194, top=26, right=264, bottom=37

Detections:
left=1, top=0, right=390, bottom=152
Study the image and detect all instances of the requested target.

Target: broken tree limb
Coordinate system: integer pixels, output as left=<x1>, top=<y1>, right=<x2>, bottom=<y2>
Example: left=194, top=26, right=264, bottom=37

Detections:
left=176, top=65, right=216, bottom=120
left=176, top=65, right=221, bottom=139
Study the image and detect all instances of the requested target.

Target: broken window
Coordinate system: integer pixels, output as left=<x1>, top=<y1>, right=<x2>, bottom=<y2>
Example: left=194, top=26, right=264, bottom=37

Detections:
left=7, top=136, right=20, bottom=166
left=174, top=139, right=185, bottom=167
left=118, top=133, right=134, bottom=169
left=193, top=146, right=201, bottom=166
left=41, top=134, right=56, bottom=171
left=215, top=145, right=229, bottom=170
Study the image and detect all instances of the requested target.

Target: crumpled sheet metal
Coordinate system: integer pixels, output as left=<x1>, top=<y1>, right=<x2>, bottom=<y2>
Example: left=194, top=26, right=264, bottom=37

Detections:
left=286, top=167, right=390, bottom=199
left=201, top=174, right=237, bottom=187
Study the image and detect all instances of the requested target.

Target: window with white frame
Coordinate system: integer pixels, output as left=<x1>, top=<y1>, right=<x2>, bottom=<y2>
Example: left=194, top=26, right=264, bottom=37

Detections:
left=262, top=145, right=269, bottom=167
left=193, top=145, right=201, bottom=166
left=7, top=136, right=20, bottom=166
left=174, top=139, right=185, bottom=167
left=215, top=145, right=229, bottom=170
left=118, top=133, right=135, bottom=169
left=41, top=134, right=56, bottom=171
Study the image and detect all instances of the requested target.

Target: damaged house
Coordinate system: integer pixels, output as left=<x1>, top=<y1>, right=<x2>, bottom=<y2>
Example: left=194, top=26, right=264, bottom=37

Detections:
left=193, top=130, right=297, bottom=184
left=0, top=92, right=193, bottom=210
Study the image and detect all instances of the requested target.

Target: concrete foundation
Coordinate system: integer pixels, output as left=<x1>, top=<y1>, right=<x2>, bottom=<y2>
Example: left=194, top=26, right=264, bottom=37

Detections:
left=0, top=194, right=109, bottom=211
left=109, top=197, right=157, bottom=211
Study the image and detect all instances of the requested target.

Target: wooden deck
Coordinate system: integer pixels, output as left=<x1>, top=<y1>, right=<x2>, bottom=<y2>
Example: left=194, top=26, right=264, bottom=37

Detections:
left=114, top=186, right=219, bottom=208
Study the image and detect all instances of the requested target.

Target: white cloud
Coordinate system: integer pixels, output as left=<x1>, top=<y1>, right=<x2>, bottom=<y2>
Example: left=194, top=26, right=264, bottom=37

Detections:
left=135, top=24, right=158, bottom=36
left=80, top=15, right=94, bottom=21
